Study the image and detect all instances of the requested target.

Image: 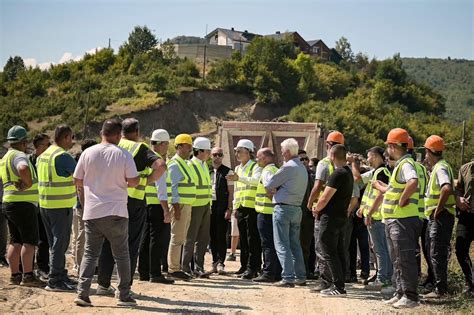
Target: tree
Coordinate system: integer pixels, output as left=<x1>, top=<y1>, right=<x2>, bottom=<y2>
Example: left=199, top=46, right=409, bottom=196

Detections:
left=3, top=56, right=26, bottom=81
left=335, top=37, right=354, bottom=62
left=160, top=39, right=177, bottom=61
left=127, top=26, right=158, bottom=56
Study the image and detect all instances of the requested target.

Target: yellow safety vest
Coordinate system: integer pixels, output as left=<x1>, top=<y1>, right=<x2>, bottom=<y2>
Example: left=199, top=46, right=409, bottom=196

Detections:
left=382, top=157, right=420, bottom=219
left=0, top=149, right=38, bottom=203
left=145, top=152, right=163, bottom=206
left=414, top=162, right=428, bottom=219
left=118, top=138, right=148, bottom=200
left=166, top=155, right=197, bottom=205
left=360, top=166, right=391, bottom=221
left=424, top=159, right=456, bottom=217
left=255, top=164, right=278, bottom=214
left=234, top=160, right=257, bottom=209
left=37, top=145, right=76, bottom=209
left=189, top=157, right=212, bottom=207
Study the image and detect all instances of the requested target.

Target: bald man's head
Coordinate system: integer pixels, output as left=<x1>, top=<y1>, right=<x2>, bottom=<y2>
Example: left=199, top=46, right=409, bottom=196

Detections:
left=256, top=147, right=274, bottom=167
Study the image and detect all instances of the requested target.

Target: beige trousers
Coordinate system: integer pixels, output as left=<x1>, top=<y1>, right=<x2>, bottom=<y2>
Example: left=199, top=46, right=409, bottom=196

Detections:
left=167, top=204, right=192, bottom=273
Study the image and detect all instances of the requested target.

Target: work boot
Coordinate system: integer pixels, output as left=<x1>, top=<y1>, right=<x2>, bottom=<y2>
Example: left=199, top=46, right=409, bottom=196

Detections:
left=9, top=273, right=22, bottom=285
left=226, top=253, right=236, bottom=261
left=20, top=273, right=46, bottom=287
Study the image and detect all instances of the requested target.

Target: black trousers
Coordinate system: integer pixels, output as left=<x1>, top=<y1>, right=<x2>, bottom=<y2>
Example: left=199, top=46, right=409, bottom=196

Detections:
left=138, top=204, right=171, bottom=279
left=210, top=203, right=228, bottom=266
left=237, top=206, right=262, bottom=272
left=98, top=200, right=147, bottom=287
left=319, top=214, right=347, bottom=290
left=419, top=219, right=435, bottom=282
left=36, top=212, right=50, bottom=273
left=300, top=208, right=315, bottom=275
left=257, top=213, right=281, bottom=279
left=456, top=211, right=474, bottom=289
left=349, top=215, right=370, bottom=277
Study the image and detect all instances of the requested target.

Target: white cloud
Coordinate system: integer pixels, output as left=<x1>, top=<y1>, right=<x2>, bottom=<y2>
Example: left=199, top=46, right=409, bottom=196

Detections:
left=23, top=57, right=53, bottom=70
left=59, top=52, right=74, bottom=64
left=21, top=46, right=104, bottom=70
left=85, top=46, right=103, bottom=55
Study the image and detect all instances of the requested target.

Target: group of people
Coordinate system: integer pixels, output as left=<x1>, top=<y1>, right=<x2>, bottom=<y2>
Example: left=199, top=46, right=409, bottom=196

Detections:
left=0, top=118, right=472, bottom=310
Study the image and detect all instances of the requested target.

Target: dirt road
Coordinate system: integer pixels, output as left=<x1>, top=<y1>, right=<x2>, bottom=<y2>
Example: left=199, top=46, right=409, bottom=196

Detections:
left=0, top=252, right=442, bottom=314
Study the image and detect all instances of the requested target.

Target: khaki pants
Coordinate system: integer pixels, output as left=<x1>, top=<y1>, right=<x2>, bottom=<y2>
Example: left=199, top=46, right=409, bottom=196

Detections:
left=167, top=204, right=192, bottom=273
left=72, top=207, right=85, bottom=274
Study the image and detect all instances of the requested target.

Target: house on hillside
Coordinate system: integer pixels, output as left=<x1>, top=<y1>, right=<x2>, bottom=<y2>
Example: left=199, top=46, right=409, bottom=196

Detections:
left=264, top=31, right=310, bottom=54
left=205, top=27, right=260, bottom=54
left=306, top=39, right=332, bottom=60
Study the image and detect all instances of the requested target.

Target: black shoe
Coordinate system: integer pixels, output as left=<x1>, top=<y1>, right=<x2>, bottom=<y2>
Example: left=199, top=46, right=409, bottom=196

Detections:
left=241, top=271, right=258, bottom=280
left=234, top=267, right=246, bottom=276
left=310, top=281, right=331, bottom=293
left=9, top=273, right=22, bottom=285
left=0, top=257, right=9, bottom=267
left=320, top=287, right=347, bottom=297
left=253, top=275, right=276, bottom=283
left=168, top=271, right=192, bottom=281
left=65, top=277, right=78, bottom=286
left=74, top=296, right=92, bottom=307
left=45, top=281, right=75, bottom=292
left=274, top=281, right=295, bottom=288
left=20, top=273, right=46, bottom=287
left=139, top=276, right=150, bottom=281
left=349, top=276, right=358, bottom=283
left=307, top=272, right=317, bottom=280
left=150, top=275, right=174, bottom=284
left=360, top=272, right=369, bottom=280
left=226, top=253, right=236, bottom=261
left=36, top=270, right=49, bottom=282
left=295, top=281, right=307, bottom=286
left=117, top=296, right=137, bottom=307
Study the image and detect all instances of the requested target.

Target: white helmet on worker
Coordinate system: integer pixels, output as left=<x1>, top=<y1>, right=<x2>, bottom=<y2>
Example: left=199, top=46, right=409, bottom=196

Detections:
left=193, top=137, right=212, bottom=150
left=150, top=129, right=170, bottom=142
left=234, top=139, right=254, bottom=152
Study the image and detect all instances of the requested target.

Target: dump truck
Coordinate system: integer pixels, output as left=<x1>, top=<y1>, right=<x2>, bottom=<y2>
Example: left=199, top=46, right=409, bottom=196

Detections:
left=216, top=121, right=328, bottom=168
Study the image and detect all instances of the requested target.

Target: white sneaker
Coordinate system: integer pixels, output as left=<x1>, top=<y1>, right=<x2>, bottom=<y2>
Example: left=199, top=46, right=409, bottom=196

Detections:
left=384, top=295, right=400, bottom=305
left=392, top=296, right=419, bottom=309
left=364, top=279, right=383, bottom=291
left=381, top=286, right=396, bottom=296
left=96, top=285, right=116, bottom=296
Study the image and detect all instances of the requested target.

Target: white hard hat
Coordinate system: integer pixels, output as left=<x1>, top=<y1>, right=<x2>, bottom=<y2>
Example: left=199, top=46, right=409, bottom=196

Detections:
left=234, top=139, right=254, bottom=152
left=150, top=129, right=170, bottom=142
left=193, top=137, right=211, bottom=150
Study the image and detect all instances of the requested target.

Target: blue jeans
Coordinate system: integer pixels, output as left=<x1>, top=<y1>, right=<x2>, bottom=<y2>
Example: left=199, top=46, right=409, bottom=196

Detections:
left=257, top=213, right=281, bottom=279
left=368, top=220, right=392, bottom=283
left=273, top=205, right=306, bottom=283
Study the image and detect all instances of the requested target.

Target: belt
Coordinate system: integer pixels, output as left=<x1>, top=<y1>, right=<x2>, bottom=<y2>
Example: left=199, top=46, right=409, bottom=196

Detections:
left=275, top=203, right=299, bottom=207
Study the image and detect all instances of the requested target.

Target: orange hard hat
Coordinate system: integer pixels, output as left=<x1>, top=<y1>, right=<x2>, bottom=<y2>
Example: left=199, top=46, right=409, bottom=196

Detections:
left=424, top=135, right=445, bottom=152
left=385, top=128, right=410, bottom=145
left=407, top=136, right=414, bottom=150
left=326, top=131, right=344, bottom=145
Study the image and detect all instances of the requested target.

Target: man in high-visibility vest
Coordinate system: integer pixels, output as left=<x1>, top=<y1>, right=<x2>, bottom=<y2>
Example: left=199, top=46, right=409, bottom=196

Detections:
left=37, top=124, right=77, bottom=292
left=167, top=134, right=196, bottom=281
left=253, top=148, right=282, bottom=283
left=357, top=146, right=392, bottom=291
left=422, top=135, right=456, bottom=299
left=182, top=137, right=213, bottom=278
left=379, top=128, right=421, bottom=309
left=138, top=129, right=174, bottom=284
left=96, top=118, right=165, bottom=295
left=226, top=139, right=262, bottom=279
left=307, top=131, right=344, bottom=291
left=408, top=136, right=434, bottom=293
left=1, top=125, right=44, bottom=287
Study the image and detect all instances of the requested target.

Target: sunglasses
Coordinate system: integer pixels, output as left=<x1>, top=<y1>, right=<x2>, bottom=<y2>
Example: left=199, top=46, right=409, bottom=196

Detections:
left=300, top=157, right=309, bottom=161
left=212, top=153, right=223, bottom=157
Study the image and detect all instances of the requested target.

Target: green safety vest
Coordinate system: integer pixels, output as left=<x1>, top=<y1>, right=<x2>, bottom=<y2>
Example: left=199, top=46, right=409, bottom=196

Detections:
left=382, top=157, right=420, bottom=219
left=424, top=159, right=456, bottom=217
left=414, top=162, right=428, bottom=219
left=166, top=155, right=197, bottom=205
left=360, top=166, right=391, bottom=221
left=118, top=138, right=149, bottom=200
left=37, top=145, right=76, bottom=209
left=189, top=157, right=212, bottom=207
left=145, top=152, right=163, bottom=206
left=234, top=160, right=257, bottom=209
left=0, top=149, right=38, bottom=204
left=255, top=164, right=278, bottom=214
left=320, top=157, right=335, bottom=178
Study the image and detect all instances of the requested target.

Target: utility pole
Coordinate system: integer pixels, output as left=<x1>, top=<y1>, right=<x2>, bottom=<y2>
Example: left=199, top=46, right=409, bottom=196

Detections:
left=461, top=120, right=466, bottom=165
left=108, top=38, right=111, bottom=49
left=82, top=91, right=91, bottom=139
left=203, top=24, right=208, bottom=80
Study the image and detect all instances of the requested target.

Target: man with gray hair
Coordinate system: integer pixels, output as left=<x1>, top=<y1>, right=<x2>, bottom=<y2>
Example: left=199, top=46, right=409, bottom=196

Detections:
left=265, top=138, right=308, bottom=287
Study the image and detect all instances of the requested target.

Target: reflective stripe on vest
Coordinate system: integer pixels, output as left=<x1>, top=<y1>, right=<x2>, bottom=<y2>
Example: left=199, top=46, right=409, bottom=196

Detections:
left=234, top=160, right=257, bottom=209
left=255, top=164, right=278, bottom=214
left=414, top=162, right=428, bottom=219
left=382, top=157, right=420, bottom=219
left=145, top=152, right=163, bottom=206
left=166, top=156, right=196, bottom=205
left=0, top=149, right=39, bottom=203
left=424, top=160, right=456, bottom=217
left=189, top=158, right=211, bottom=207
left=118, top=138, right=148, bottom=200
left=360, top=167, right=390, bottom=221
left=37, top=145, right=76, bottom=209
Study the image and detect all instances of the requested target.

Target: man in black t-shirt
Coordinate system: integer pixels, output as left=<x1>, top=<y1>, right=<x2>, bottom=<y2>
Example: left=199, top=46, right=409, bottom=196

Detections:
left=312, top=144, right=354, bottom=297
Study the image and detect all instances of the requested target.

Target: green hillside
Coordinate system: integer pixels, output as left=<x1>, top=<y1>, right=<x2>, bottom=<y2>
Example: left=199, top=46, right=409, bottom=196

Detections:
left=402, top=58, right=473, bottom=122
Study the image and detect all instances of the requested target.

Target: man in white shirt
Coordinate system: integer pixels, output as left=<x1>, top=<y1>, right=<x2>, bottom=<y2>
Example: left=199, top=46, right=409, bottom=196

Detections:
left=73, top=119, right=139, bottom=307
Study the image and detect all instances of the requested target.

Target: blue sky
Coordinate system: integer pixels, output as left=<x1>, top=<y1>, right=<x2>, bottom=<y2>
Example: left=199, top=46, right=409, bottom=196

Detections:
left=1, top=0, right=472, bottom=68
